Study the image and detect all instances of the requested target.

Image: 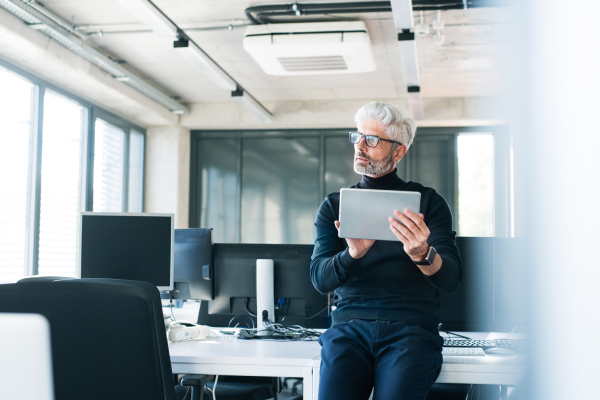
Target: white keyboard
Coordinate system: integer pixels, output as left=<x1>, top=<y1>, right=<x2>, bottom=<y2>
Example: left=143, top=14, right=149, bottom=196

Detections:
left=442, top=347, right=486, bottom=356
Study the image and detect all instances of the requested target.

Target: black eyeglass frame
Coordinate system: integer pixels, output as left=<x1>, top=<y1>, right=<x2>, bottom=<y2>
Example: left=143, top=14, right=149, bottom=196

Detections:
left=349, top=132, right=403, bottom=148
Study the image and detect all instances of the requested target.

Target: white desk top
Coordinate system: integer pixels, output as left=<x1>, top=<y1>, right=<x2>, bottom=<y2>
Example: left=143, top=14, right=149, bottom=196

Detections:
left=169, top=330, right=526, bottom=386
left=169, top=333, right=321, bottom=368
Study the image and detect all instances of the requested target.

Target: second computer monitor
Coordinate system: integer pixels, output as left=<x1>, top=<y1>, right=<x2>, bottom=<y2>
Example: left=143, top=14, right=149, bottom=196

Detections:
left=209, top=244, right=328, bottom=325
left=170, top=228, right=214, bottom=301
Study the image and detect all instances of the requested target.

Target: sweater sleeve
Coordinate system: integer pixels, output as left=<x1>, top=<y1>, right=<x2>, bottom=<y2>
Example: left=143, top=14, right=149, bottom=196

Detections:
left=310, top=196, right=363, bottom=293
left=422, top=191, right=462, bottom=293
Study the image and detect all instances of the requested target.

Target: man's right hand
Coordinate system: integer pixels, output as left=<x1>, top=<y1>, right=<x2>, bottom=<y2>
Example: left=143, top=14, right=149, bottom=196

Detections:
left=334, top=220, right=375, bottom=259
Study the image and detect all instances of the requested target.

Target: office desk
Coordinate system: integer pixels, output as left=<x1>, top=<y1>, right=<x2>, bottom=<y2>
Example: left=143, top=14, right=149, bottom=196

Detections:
left=169, top=331, right=526, bottom=400
left=169, top=336, right=321, bottom=400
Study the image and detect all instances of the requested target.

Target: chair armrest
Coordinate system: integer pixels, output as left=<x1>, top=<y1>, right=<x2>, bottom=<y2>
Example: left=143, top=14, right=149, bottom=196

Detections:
left=180, top=374, right=215, bottom=387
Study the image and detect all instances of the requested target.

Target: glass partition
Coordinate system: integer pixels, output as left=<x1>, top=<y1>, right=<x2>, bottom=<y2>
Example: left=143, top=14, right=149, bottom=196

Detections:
left=241, top=138, right=320, bottom=244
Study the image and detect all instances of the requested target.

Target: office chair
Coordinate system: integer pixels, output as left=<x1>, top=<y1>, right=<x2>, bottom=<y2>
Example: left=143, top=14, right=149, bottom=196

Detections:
left=0, top=278, right=212, bottom=400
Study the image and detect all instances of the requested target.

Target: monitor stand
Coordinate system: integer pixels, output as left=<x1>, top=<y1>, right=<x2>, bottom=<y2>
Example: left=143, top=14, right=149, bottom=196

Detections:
left=256, top=259, right=275, bottom=335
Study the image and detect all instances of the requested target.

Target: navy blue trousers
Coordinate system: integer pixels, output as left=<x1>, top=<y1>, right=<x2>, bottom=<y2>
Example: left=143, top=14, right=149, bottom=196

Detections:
left=318, top=319, right=443, bottom=400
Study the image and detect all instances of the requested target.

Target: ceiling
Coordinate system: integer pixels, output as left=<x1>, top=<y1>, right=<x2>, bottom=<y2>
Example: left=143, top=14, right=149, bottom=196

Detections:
left=33, top=0, right=511, bottom=107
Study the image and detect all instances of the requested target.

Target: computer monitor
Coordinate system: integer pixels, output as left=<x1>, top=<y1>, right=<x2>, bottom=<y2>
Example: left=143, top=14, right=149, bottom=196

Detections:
left=208, top=244, right=329, bottom=327
left=169, top=228, right=214, bottom=301
left=437, top=236, right=495, bottom=331
left=78, top=212, right=174, bottom=291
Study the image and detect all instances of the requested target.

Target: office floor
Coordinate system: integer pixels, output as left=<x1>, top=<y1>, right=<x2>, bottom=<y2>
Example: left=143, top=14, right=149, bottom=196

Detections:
left=274, top=378, right=303, bottom=399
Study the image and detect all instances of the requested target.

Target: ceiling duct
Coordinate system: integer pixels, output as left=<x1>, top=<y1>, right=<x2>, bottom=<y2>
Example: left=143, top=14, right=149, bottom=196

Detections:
left=243, top=21, right=376, bottom=76
left=245, top=1, right=495, bottom=25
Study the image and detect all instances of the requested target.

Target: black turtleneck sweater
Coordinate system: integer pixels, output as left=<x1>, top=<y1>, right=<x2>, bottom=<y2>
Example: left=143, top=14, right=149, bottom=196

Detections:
left=310, top=169, right=462, bottom=335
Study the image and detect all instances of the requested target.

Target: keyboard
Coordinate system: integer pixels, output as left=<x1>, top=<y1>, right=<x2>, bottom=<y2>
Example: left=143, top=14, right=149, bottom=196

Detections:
left=443, top=339, right=496, bottom=347
left=443, top=338, right=527, bottom=353
left=442, top=347, right=486, bottom=356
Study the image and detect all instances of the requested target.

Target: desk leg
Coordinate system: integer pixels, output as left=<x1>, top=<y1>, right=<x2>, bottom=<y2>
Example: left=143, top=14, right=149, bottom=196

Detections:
left=313, top=366, right=320, bottom=400
left=303, top=367, right=313, bottom=400
left=500, top=385, right=508, bottom=400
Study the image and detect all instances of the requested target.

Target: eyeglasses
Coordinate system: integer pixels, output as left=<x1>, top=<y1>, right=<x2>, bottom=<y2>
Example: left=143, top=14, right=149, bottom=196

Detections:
left=349, top=132, right=402, bottom=148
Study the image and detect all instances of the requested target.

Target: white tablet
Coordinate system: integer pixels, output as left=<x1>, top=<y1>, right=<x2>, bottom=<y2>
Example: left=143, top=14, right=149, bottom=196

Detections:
left=338, top=188, right=421, bottom=241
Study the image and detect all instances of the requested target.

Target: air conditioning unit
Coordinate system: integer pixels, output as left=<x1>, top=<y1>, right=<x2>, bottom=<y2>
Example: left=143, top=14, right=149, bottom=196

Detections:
left=243, top=21, right=376, bottom=76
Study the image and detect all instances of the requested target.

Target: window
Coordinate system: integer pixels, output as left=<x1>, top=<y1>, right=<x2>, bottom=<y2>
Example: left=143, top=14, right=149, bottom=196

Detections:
left=93, top=119, right=125, bottom=212
left=0, top=66, right=36, bottom=283
left=457, top=134, right=495, bottom=236
left=0, top=60, right=146, bottom=282
left=93, top=119, right=145, bottom=213
left=37, top=91, right=88, bottom=277
left=128, top=131, right=145, bottom=212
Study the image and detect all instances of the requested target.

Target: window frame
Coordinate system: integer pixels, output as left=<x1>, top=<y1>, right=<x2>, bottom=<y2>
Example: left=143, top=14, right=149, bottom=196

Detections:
left=0, top=58, right=146, bottom=277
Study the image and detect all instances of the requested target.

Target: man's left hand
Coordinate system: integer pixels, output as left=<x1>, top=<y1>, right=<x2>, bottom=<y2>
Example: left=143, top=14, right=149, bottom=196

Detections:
left=389, top=210, right=430, bottom=262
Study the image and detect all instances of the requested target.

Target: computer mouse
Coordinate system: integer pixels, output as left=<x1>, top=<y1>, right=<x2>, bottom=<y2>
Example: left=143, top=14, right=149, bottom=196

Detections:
left=484, top=347, right=515, bottom=356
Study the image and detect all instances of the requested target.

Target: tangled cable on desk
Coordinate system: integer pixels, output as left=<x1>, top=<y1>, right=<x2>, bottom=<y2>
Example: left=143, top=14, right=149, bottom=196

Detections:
left=257, top=318, right=322, bottom=341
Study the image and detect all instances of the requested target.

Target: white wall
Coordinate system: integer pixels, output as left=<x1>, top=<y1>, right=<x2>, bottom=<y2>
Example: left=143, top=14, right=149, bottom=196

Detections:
left=144, top=125, right=190, bottom=229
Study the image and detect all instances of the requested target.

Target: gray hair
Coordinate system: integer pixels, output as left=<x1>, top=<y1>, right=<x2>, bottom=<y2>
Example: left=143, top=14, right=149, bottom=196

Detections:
left=354, top=102, right=416, bottom=148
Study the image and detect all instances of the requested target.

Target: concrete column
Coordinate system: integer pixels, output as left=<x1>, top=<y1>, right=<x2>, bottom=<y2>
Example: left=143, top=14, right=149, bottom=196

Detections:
left=144, top=125, right=190, bottom=228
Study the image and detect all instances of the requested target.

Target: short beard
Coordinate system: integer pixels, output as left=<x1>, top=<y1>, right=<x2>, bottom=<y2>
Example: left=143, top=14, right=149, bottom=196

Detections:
left=353, top=146, right=397, bottom=176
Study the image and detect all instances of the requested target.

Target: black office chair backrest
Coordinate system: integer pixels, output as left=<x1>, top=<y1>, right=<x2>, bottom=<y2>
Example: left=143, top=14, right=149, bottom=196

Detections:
left=0, top=278, right=175, bottom=400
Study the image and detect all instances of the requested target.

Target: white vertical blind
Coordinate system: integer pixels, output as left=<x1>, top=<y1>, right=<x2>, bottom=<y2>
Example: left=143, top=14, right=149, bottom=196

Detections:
left=457, top=133, right=494, bottom=236
left=0, top=67, right=36, bottom=283
left=93, top=119, right=125, bottom=212
left=37, top=91, right=87, bottom=277
left=128, top=130, right=144, bottom=212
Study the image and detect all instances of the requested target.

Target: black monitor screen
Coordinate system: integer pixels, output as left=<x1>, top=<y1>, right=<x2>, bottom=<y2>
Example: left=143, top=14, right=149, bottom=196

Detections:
left=79, top=213, right=173, bottom=290
left=437, top=237, right=495, bottom=331
left=170, top=228, right=213, bottom=300
left=209, top=244, right=328, bottom=327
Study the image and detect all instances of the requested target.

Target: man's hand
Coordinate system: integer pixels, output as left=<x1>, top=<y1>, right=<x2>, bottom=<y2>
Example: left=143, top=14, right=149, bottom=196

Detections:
left=389, top=210, right=430, bottom=262
left=334, top=220, right=375, bottom=259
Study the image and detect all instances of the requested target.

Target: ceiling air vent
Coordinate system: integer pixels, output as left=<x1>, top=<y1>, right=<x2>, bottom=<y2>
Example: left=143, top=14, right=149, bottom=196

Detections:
left=243, top=21, right=376, bottom=76
left=277, top=55, right=348, bottom=72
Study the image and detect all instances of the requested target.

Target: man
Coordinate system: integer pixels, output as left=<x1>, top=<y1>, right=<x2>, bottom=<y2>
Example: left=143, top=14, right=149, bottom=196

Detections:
left=310, top=101, right=462, bottom=400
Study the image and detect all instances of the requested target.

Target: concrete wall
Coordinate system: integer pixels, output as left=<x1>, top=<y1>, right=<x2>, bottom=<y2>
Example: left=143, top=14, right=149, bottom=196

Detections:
left=180, top=96, right=508, bottom=130
left=144, top=125, right=190, bottom=229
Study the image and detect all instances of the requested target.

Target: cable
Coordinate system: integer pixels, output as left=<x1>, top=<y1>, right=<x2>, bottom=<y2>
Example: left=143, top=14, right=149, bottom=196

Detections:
left=207, top=375, right=219, bottom=400
left=277, top=299, right=328, bottom=319
left=505, top=325, right=518, bottom=339
left=304, top=300, right=329, bottom=313
left=289, top=306, right=328, bottom=320
left=244, top=297, right=257, bottom=317
left=170, top=291, right=176, bottom=322
left=228, top=315, right=255, bottom=329
left=440, top=330, right=472, bottom=340
left=254, top=318, right=322, bottom=341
